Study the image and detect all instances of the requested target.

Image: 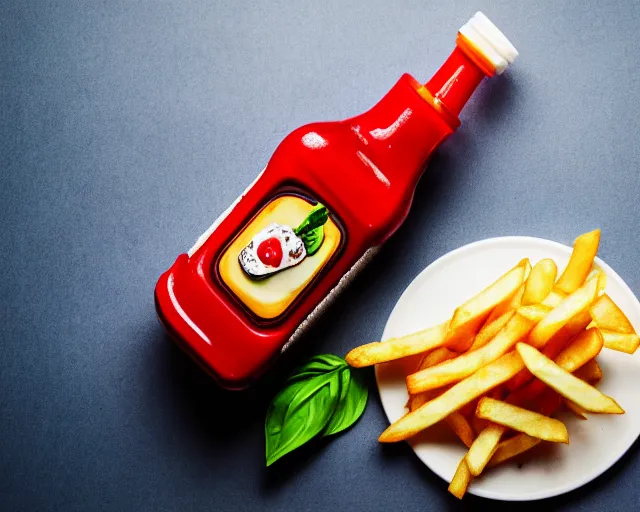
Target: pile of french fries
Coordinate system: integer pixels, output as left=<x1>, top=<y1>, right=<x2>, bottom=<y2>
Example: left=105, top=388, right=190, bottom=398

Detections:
left=346, top=230, right=639, bottom=499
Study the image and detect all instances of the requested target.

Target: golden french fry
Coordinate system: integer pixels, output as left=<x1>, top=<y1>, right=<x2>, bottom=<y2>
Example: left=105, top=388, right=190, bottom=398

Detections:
left=487, top=433, right=541, bottom=468
left=560, top=308, right=595, bottom=337
left=517, top=304, right=552, bottom=323
left=379, top=352, right=525, bottom=443
left=564, top=399, right=588, bottom=419
left=542, top=290, right=566, bottom=308
left=522, top=259, right=558, bottom=305
left=596, top=271, right=608, bottom=295
left=529, top=276, right=599, bottom=348
left=554, top=328, right=604, bottom=369
left=590, top=294, right=635, bottom=334
left=484, top=284, right=525, bottom=326
left=445, top=260, right=530, bottom=352
left=555, top=229, right=601, bottom=294
left=445, top=411, right=476, bottom=448
left=466, top=423, right=505, bottom=476
left=574, top=358, right=602, bottom=384
left=406, top=348, right=457, bottom=412
left=516, top=343, right=624, bottom=414
left=448, top=458, right=472, bottom=499
left=466, top=379, right=563, bottom=475
left=345, top=321, right=449, bottom=367
left=469, top=310, right=515, bottom=351
left=417, top=347, right=457, bottom=371
left=511, top=327, right=603, bottom=404
left=600, top=331, right=640, bottom=354
left=507, top=311, right=594, bottom=392
left=407, top=385, right=451, bottom=412
left=476, top=397, right=569, bottom=443
left=407, top=314, right=534, bottom=394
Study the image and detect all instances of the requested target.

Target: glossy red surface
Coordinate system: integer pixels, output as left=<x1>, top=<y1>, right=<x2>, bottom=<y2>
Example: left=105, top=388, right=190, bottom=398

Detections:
left=155, top=45, right=489, bottom=388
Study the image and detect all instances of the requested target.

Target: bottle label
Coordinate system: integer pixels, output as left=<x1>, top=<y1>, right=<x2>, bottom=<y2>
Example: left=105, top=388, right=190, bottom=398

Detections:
left=216, top=193, right=342, bottom=320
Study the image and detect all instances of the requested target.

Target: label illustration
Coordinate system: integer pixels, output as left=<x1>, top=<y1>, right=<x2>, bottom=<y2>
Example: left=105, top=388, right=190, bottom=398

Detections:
left=218, top=195, right=342, bottom=319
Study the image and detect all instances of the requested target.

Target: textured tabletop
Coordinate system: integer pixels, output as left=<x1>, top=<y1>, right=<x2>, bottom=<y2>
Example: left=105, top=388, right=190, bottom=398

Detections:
left=2, top=1, right=640, bottom=510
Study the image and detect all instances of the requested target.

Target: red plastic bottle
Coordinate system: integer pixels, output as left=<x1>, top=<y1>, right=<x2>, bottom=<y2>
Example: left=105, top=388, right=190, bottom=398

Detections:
left=155, top=12, right=518, bottom=389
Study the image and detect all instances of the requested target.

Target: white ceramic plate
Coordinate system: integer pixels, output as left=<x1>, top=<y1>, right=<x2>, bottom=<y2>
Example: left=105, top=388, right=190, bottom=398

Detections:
left=375, top=236, right=640, bottom=501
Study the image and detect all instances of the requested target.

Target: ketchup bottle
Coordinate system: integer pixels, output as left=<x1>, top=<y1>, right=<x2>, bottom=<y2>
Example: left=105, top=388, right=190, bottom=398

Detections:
left=155, top=12, right=518, bottom=389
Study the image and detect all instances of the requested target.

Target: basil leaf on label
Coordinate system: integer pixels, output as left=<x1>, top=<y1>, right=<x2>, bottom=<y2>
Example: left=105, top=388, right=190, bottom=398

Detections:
left=294, top=203, right=329, bottom=234
left=265, top=354, right=369, bottom=466
left=265, top=370, right=341, bottom=466
left=300, top=226, right=324, bottom=256
left=322, top=367, right=368, bottom=436
left=294, top=203, right=329, bottom=255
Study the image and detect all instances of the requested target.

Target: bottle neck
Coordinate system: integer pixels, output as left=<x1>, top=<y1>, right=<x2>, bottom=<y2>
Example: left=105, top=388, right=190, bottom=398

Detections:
left=349, top=47, right=487, bottom=182
left=425, top=45, right=487, bottom=120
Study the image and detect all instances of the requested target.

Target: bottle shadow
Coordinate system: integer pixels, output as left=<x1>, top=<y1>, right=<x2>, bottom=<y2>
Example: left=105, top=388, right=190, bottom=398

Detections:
left=154, top=324, right=315, bottom=441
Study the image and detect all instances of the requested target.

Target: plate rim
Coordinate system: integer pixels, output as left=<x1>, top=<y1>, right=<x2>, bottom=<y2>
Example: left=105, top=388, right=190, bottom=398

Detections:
left=375, top=235, right=640, bottom=501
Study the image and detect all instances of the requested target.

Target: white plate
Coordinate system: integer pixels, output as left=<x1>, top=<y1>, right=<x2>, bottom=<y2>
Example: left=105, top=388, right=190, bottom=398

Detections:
left=375, top=236, right=640, bottom=501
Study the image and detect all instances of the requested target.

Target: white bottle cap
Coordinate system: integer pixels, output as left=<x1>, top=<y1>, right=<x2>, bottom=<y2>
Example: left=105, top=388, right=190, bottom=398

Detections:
left=459, top=12, right=518, bottom=75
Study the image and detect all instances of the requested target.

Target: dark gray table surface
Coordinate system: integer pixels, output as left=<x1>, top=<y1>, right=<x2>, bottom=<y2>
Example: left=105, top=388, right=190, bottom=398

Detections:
left=2, top=1, right=640, bottom=510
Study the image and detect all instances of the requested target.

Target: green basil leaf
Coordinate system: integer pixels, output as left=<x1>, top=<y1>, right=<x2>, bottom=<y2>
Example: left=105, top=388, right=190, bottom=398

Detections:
left=265, top=354, right=369, bottom=466
left=300, top=226, right=325, bottom=256
left=322, top=367, right=368, bottom=436
left=287, top=354, right=346, bottom=383
left=265, top=370, right=341, bottom=466
left=294, top=203, right=329, bottom=237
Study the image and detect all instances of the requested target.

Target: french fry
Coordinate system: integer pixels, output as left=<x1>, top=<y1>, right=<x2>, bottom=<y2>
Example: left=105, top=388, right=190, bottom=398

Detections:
left=408, top=385, right=451, bottom=412
left=529, top=276, right=599, bottom=348
left=466, top=423, right=505, bottom=475
left=555, top=229, right=601, bottom=294
left=417, top=347, right=458, bottom=370
left=506, top=310, right=591, bottom=392
left=542, top=290, right=566, bottom=308
left=574, top=358, right=602, bottom=384
left=551, top=328, right=604, bottom=371
left=590, top=294, right=635, bottom=333
left=487, top=433, right=541, bottom=468
left=516, top=343, right=624, bottom=414
left=511, top=327, right=603, bottom=404
left=406, top=348, right=457, bottom=412
left=475, top=397, right=569, bottom=443
left=483, top=284, right=525, bottom=326
left=379, top=352, right=525, bottom=443
left=448, top=458, right=472, bottom=499
left=595, top=270, right=608, bottom=295
left=407, top=314, right=534, bottom=394
left=517, top=304, right=552, bottom=323
left=522, top=259, right=558, bottom=305
left=445, top=260, right=530, bottom=352
left=467, top=327, right=602, bottom=475
left=600, top=331, right=640, bottom=354
left=345, top=321, right=449, bottom=367
left=564, top=399, right=588, bottom=419
left=445, top=411, right=476, bottom=448
left=469, top=310, right=515, bottom=351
